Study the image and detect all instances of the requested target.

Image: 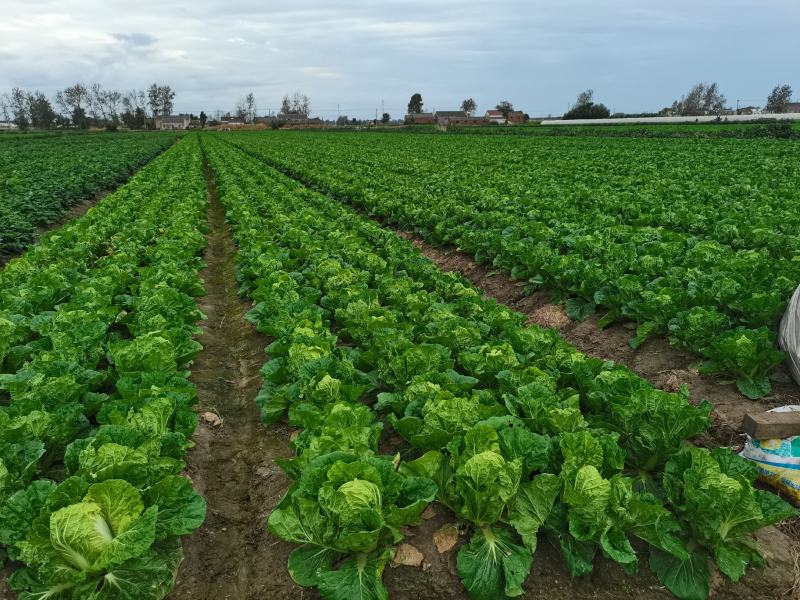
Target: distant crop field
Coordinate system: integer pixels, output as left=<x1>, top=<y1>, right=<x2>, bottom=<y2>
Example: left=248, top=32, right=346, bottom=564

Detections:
left=0, top=132, right=177, bottom=255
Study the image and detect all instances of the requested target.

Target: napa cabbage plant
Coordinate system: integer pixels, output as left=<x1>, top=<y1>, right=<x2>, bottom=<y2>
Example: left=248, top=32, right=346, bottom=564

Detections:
left=3, top=476, right=204, bottom=599
left=268, top=453, right=436, bottom=600
left=649, top=447, right=797, bottom=600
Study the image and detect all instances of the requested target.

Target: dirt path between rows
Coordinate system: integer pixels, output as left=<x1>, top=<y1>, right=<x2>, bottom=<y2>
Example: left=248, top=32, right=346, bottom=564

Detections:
left=168, top=161, right=302, bottom=600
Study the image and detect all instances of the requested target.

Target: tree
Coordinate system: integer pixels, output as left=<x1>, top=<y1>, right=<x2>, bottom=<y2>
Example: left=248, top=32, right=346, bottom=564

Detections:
left=28, top=92, right=57, bottom=129
left=159, top=85, right=175, bottom=116
left=0, top=94, right=10, bottom=122
left=87, top=83, right=106, bottom=121
left=147, top=84, right=175, bottom=117
left=6, top=88, right=30, bottom=129
left=765, top=84, right=793, bottom=113
left=121, top=89, right=147, bottom=128
left=103, top=89, right=122, bottom=125
left=55, top=83, right=89, bottom=122
left=495, top=100, right=514, bottom=119
left=292, top=92, right=310, bottom=115
left=381, top=112, right=390, bottom=124
left=407, top=93, right=423, bottom=114
left=575, top=89, right=594, bottom=107
left=245, top=92, right=257, bottom=122
left=563, top=89, right=610, bottom=120
left=235, top=100, right=248, bottom=121
left=147, top=84, right=161, bottom=117
left=280, top=92, right=311, bottom=116
left=71, top=106, right=89, bottom=129
left=671, top=82, right=726, bottom=116
left=200, top=111, right=207, bottom=128
left=121, top=107, right=145, bottom=129
left=461, top=98, right=477, bottom=116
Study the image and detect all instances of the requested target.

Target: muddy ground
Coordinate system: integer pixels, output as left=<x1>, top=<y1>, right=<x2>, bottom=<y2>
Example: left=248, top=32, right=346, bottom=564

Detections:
left=168, top=164, right=303, bottom=600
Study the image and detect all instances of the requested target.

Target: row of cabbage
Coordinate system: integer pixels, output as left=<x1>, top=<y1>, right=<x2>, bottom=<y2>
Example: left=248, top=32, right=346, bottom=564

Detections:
left=203, top=134, right=796, bottom=600
left=0, top=136, right=207, bottom=598
left=0, top=132, right=178, bottom=256
left=224, top=131, right=800, bottom=399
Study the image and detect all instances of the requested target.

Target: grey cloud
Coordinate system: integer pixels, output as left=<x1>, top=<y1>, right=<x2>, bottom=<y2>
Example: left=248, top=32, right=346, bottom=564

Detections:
left=111, top=32, right=158, bottom=47
left=0, top=0, right=798, bottom=118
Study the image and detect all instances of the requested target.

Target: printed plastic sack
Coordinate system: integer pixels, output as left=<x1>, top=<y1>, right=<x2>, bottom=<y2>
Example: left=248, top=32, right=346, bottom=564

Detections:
left=740, top=405, right=800, bottom=504
left=778, top=284, right=800, bottom=386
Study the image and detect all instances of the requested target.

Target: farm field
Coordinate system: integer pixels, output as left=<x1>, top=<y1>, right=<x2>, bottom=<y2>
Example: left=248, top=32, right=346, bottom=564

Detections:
left=384, top=121, right=800, bottom=138
left=222, top=130, right=800, bottom=401
left=0, top=132, right=178, bottom=256
left=0, top=135, right=208, bottom=598
left=1, top=129, right=799, bottom=600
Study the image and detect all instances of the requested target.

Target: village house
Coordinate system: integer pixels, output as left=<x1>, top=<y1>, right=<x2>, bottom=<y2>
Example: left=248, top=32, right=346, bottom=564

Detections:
left=452, top=115, right=488, bottom=126
left=157, top=114, right=191, bottom=130
left=433, top=111, right=486, bottom=126
left=0, top=121, right=19, bottom=130
left=785, top=102, right=800, bottom=113
left=276, top=113, right=324, bottom=128
left=484, top=109, right=506, bottom=124
left=485, top=109, right=526, bottom=124
left=404, top=112, right=435, bottom=124
left=220, top=115, right=245, bottom=126
left=433, top=110, right=466, bottom=125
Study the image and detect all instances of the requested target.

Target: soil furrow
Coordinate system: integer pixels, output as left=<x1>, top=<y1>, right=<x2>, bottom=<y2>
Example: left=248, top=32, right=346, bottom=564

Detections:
left=168, top=159, right=301, bottom=600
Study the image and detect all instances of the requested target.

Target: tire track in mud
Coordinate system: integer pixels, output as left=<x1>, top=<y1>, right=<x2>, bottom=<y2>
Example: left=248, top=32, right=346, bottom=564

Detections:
left=168, top=159, right=303, bottom=600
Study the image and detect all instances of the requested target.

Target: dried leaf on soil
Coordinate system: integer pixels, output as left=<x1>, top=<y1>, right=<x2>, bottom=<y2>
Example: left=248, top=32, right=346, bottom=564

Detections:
left=433, top=524, right=459, bottom=554
left=200, top=411, right=222, bottom=427
left=393, top=543, right=424, bottom=567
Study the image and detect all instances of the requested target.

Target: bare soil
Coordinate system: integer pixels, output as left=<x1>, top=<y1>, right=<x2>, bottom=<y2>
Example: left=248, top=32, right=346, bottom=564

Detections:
left=167, top=163, right=303, bottom=600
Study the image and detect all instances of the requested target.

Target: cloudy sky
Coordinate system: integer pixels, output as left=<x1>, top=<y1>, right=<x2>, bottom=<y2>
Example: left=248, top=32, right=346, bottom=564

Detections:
left=1, top=0, right=798, bottom=118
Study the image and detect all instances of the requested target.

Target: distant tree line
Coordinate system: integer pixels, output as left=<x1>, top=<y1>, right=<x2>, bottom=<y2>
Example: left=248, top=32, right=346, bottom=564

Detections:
left=662, top=82, right=795, bottom=117
left=0, top=82, right=176, bottom=130
left=562, top=82, right=796, bottom=120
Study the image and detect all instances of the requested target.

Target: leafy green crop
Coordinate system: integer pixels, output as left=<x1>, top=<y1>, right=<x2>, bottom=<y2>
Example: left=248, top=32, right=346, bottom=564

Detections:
left=0, top=132, right=177, bottom=256
left=0, top=136, right=207, bottom=599
left=203, top=133, right=797, bottom=600
left=224, top=130, right=800, bottom=398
